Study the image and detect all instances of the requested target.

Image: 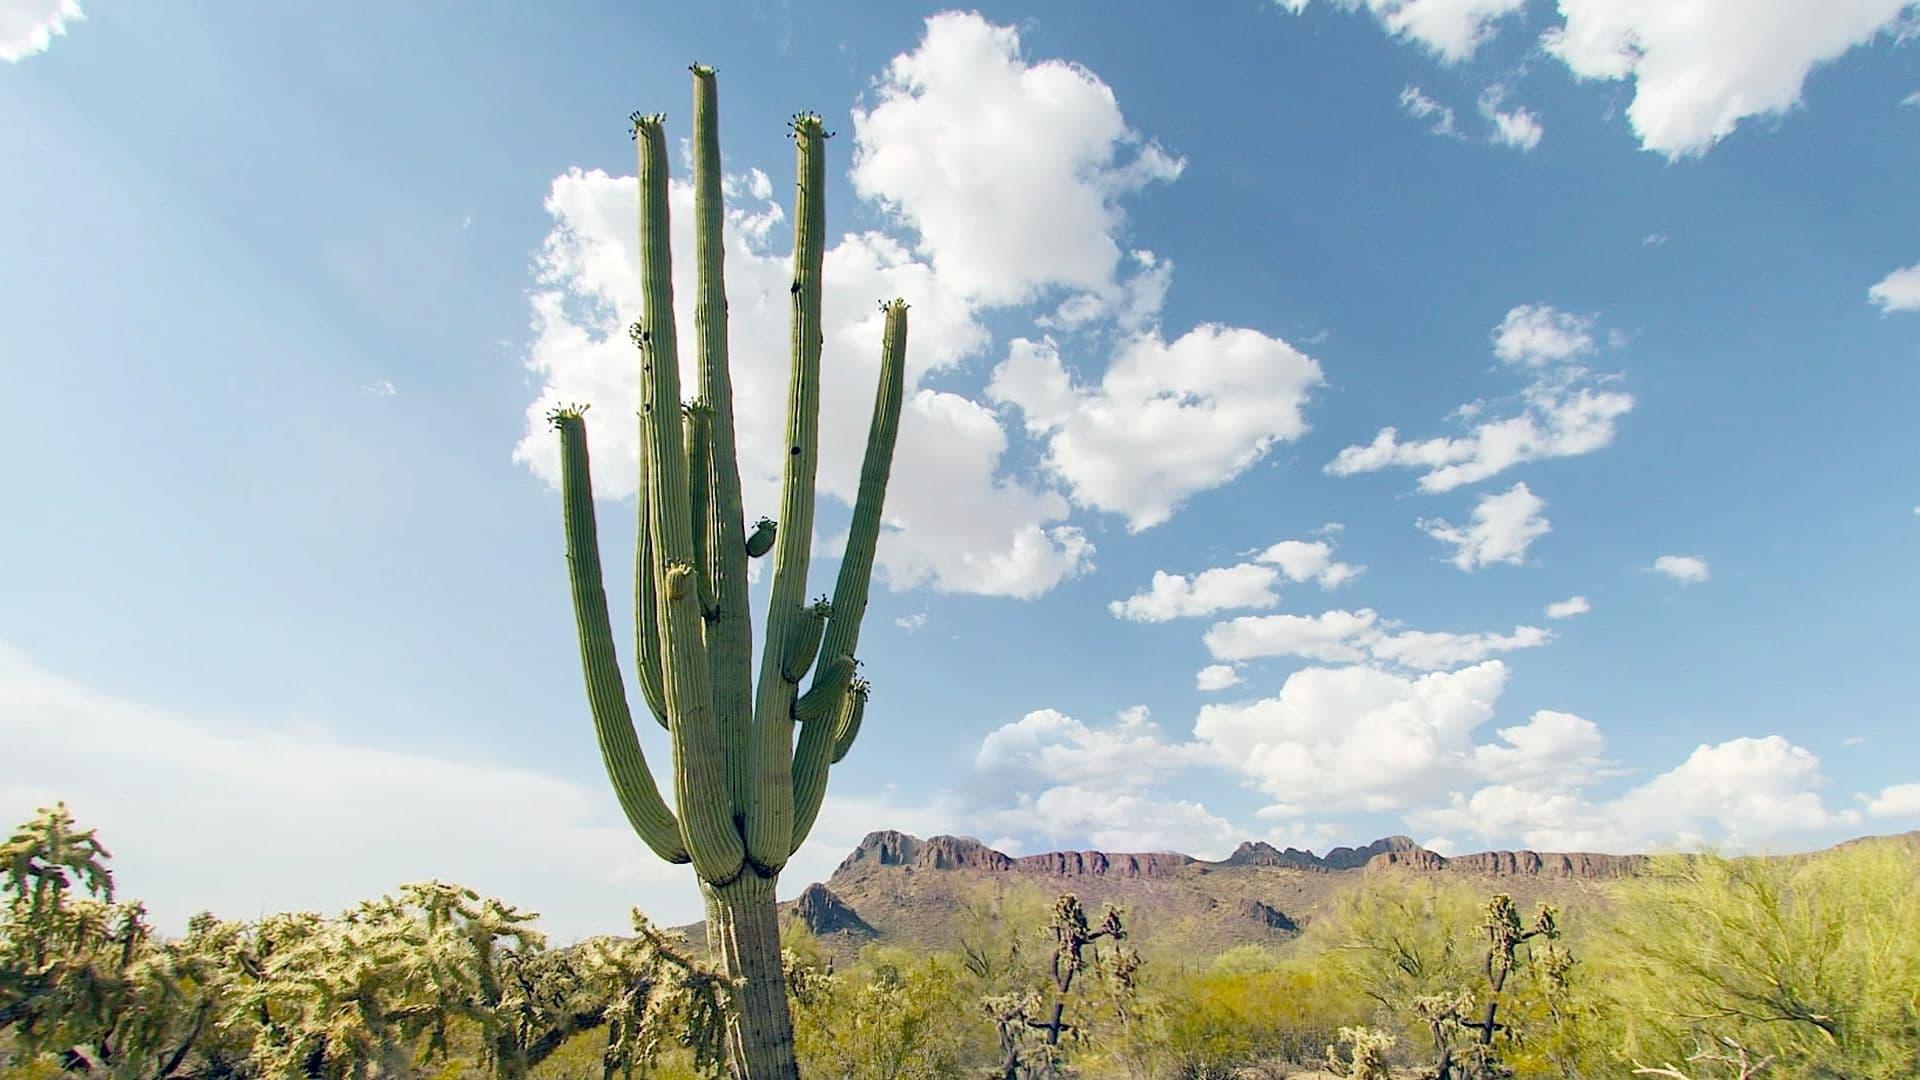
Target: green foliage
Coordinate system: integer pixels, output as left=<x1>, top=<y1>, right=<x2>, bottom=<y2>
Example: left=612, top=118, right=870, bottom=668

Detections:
left=0, top=805, right=727, bottom=1080
left=1589, top=840, right=1920, bottom=1078
left=789, top=948, right=981, bottom=1078
left=9, top=806, right=1918, bottom=1079
left=1325, top=1026, right=1396, bottom=1080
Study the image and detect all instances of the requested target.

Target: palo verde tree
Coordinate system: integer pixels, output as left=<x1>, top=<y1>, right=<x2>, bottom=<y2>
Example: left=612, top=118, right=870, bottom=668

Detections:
left=548, top=65, right=907, bottom=1078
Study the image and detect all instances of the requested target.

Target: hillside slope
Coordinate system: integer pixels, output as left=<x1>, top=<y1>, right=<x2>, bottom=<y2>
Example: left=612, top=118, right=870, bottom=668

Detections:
left=778, top=831, right=1643, bottom=960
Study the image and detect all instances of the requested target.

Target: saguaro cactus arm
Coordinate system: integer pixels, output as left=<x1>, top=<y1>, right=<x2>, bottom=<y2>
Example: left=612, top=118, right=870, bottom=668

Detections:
left=829, top=680, right=867, bottom=764
left=634, top=114, right=745, bottom=886
left=688, top=65, right=760, bottom=818
left=789, top=300, right=909, bottom=853
left=682, top=401, right=720, bottom=617
left=633, top=437, right=668, bottom=731
left=743, top=112, right=830, bottom=874
left=551, top=407, right=688, bottom=864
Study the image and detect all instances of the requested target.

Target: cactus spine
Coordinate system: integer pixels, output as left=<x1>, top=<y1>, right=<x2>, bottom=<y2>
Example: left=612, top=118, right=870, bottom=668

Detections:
left=551, top=66, right=908, bottom=1080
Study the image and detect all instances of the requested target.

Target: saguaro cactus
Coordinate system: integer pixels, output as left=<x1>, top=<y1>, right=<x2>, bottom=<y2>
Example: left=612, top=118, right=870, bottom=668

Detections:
left=548, top=66, right=907, bottom=1079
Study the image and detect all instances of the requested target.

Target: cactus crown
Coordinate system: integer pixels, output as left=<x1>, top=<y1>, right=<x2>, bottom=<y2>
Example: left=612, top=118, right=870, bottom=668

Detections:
left=787, top=112, right=833, bottom=140
left=545, top=403, right=590, bottom=428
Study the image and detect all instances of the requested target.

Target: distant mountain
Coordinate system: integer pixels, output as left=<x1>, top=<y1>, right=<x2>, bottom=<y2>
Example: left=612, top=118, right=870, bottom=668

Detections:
left=722, top=830, right=1917, bottom=963
left=779, top=830, right=1648, bottom=961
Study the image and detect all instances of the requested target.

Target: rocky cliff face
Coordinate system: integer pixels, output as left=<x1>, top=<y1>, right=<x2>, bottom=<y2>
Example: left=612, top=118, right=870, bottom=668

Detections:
left=836, top=832, right=1190, bottom=879
left=791, top=882, right=875, bottom=939
left=836, top=830, right=1647, bottom=884
left=1237, top=898, right=1300, bottom=933
left=1446, top=849, right=1645, bottom=878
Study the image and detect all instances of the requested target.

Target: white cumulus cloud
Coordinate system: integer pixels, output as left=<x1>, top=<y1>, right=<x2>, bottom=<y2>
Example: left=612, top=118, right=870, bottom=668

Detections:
left=1546, top=0, right=1918, bottom=158
left=1652, top=554, right=1711, bottom=583
left=1204, top=608, right=1551, bottom=671
left=1544, top=595, right=1590, bottom=619
left=1420, top=481, right=1551, bottom=570
left=1478, top=86, right=1544, bottom=151
left=0, top=0, right=81, bottom=63
left=990, top=329, right=1324, bottom=531
left=1329, top=304, right=1632, bottom=492
left=850, top=10, right=1184, bottom=310
left=1400, top=84, right=1462, bottom=136
left=1196, top=664, right=1244, bottom=692
left=1869, top=261, right=1920, bottom=313
left=1285, top=0, right=1531, bottom=63
left=1865, top=783, right=1920, bottom=818
left=1110, top=536, right=1362, bottom=622
left=1110, top=565, right=1283, bottom=622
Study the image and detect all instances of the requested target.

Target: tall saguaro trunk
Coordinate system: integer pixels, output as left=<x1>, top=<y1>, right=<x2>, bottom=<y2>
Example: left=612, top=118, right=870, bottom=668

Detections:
left=706, top=876, right=797, bottom=1077
left=549, top=66, right=909, bottom=1080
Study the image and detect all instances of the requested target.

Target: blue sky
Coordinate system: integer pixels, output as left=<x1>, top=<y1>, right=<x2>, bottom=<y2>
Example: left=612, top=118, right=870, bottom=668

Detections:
left=4, top=1, right=1918, bottom=936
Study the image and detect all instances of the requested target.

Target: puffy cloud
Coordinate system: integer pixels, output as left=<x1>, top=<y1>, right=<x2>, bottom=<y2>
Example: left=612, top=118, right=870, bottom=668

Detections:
left=1400, top=84, right=1462, bottom=137
left=1203, top=608, right=1551, bottom=671
left=1110, top=536, right=1361, bottom=622
left=1256, top=538, right=1365, bottom=588
left=1368, top=623, right=1551, bottom=671
left=975, top=706, right=1213, bottom=794
left=1415, top=735, right=1866, bottom=852
left=0, top=0, right=82, bottom=63
left=1329, top=304, right=1632, bottom=492
left=1868, top=261, right=1920, bottom=313
left=969, top=706, right=1235, bottom=855
left=1195, top=661, right=1512, bottom=814
left=976, top=785, right=1240, bottom=857
left=1420, top=481, right=1551, bottom=570
left=990, top=329, right=1323, bottom=531
left=1865, top=783, right=1920, bottom=817
left=850, top=11, right=1183, bottom=309
left=1493, top=304, right=1595, bottom=367
left=1469, top=710, right=1610, bottom=788
left=1196, top=664, right=1244, bottom=692
left=1652, top=554, right=1711, bottom=583
left=1110, top=565, right=1283, bottom=622
left=1546, top=0, right=1917, bottom=158
left=1478, top=86, right=1544, bottom=152
left=1205, top=609, right=1383, bottom=665
left=1610, top=736, right=1861, bottom=846
left=1543, top=595, right=1590, bottom=619
left=1284, top=0, right=1531, bottom=63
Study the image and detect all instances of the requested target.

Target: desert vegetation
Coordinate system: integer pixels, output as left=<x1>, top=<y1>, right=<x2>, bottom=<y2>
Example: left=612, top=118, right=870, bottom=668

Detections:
left=5, top=804, right=1916, bottom=1079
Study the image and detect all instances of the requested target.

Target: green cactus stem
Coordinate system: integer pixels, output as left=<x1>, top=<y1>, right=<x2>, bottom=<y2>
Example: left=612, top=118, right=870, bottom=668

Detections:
left=550, top=407, right=686, bottom=864
left=780, top=598, right=831, bottom=683
left=681, top=400, right=719, bottom=617
left=793, top=656, right=856, bottom=723
left=787, top=298, right=909, bottom=851
left=829, top=679, right=868, bottom=764
left=551, top=71, right=909, bottom=1080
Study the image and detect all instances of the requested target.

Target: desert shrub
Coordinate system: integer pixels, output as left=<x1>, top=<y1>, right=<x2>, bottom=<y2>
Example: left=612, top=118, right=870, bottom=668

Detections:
left=789, top=946, right=985, bottom=1078
left=1584, top=839, right=1920, bottom=1078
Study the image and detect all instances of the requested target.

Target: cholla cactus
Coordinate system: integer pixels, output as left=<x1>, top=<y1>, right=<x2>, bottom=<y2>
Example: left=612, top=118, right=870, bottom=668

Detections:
left=1326, top=1025, right=1397, bottom=1080
left=1464, top=894, right=1557, bottom=1054
left=1039, top=895, right=1127, bottom=1049
left=548, top=65, right=908, bottom=1079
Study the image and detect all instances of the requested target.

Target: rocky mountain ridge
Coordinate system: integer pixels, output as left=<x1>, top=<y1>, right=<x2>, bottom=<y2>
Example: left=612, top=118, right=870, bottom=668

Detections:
left=763, top=829, right=1918, bottom=960
left=832, top=829, right=1644, bottom=882
left=781, top=830, right=1653, bottom=957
